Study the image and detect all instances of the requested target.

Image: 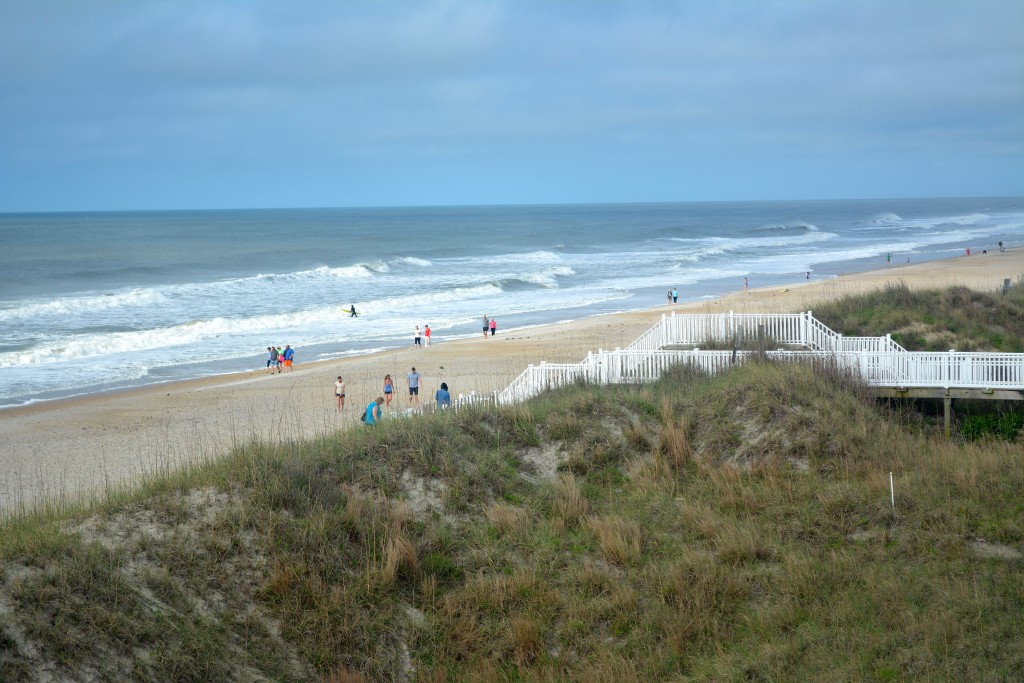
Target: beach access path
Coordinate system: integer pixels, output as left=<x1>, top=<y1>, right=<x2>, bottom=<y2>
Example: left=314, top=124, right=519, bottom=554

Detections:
left=2, top=250, right=1022, bottom=514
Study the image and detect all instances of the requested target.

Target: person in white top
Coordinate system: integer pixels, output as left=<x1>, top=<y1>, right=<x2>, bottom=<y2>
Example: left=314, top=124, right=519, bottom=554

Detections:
left=414, top=325, right=422, bottom=347
left=334, top=376, right=346, bottom=412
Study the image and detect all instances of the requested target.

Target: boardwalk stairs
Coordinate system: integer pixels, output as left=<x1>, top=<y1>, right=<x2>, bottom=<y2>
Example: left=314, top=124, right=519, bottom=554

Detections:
left=496, top=311, right=1024, bottom=406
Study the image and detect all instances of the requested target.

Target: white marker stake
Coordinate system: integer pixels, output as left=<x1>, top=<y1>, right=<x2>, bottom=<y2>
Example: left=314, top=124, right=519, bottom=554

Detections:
left=889, top=472, right=895, bottom=510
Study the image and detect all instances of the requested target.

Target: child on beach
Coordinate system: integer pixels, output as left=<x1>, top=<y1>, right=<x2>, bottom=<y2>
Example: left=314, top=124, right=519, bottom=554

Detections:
left=335, top=376, right=346, bottom=412
left=482, top=315, right=489, bottom=339
left=489, top=318, right=497, bottom=336
left=383, top=374, right=394, bottom=409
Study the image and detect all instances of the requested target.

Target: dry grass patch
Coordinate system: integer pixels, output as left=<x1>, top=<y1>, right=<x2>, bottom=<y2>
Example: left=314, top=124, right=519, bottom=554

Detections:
left=658, top=398, right=693, bottom=470
left=484, top=502, right=530, bottom=534
left=712, top=520, right=776, bottom=565
left=378, top=534, right=418, bottom=589
left=586, top=515, right=643, bottom=565
left=552, top=474, right=589, bottom=525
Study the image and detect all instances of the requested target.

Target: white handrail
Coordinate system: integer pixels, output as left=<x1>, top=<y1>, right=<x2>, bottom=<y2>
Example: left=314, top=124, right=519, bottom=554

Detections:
left=496, top=312, right=1024, bottom=406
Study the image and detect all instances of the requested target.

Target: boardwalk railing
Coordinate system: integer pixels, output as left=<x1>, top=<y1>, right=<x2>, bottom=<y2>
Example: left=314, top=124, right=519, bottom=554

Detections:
left=628, top=311, right=906, bottom=354
left=496, top=312, right=1024, bottom=406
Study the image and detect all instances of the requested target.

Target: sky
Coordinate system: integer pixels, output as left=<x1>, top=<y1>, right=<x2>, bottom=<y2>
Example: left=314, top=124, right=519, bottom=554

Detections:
left=1, top=0, right=1022, bottom=212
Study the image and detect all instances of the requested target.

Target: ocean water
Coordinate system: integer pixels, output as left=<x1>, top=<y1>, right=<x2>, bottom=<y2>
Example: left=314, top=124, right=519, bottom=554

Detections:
left=1, top=198, right=1022, bottom=408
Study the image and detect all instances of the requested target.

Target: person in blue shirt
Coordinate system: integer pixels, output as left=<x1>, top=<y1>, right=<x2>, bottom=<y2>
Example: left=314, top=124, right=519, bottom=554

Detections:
left=436, top=382, right=451, bottom=410
left=365, top=397, right=383, bottom=425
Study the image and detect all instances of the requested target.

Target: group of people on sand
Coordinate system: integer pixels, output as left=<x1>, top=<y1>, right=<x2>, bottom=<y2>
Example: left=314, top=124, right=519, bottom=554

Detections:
left=265, top=345, right=295, bottom=373
left=413, top=325, right=431, bottom=347
left=482, top=315, right=497, bottom=338
left=335, top=366, right=452, bottom=422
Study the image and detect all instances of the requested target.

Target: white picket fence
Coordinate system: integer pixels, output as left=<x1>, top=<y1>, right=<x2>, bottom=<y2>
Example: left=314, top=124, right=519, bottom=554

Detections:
left=496, top=312, right=1024, bottom=406
left=628, top=311, right=906, bottom=354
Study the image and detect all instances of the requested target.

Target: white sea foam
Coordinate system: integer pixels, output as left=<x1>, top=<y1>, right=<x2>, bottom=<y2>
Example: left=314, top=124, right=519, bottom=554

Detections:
left=3, top=200, right=1022, bottom=404
left=394, top=256, right=433, bottom=267
left=755, top=222, right=819, bottom=232
left=0, top=288, right=168, bottom=321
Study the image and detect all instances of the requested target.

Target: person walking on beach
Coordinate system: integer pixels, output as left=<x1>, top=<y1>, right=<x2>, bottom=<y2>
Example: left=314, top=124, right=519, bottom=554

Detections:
left=489, top=317, right=497, bottom=337
left=276, top=347, right=284, bottom=373
left=667, top=289, right=672, bottom=304
left=334, top=376, right=346, bottom=412
left=743, top=277, right=749, bottom=294
left=364, top=397, right=383, bottom=425
left=414, top=325, right=421, bottom=347
left=424, top=325, right=431, bottom=347
left=886, top=252, right=892, bottom=266
left=383, top=374, right=394, bottom=410
left=482, top=315, right=490, bottom=339
left=407, top=367, right=421, bottom=407
left=672, top=287, right=678, bottom=303
left=436, top=382, right=451, bottom=410
left=265, top=347, right=275, bottom=373
left=283, top=345, right=294, bottom=371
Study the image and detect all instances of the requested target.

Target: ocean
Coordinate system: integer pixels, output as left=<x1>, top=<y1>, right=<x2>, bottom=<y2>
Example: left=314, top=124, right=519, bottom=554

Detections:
left=1, top=197, right=1022, bottom=408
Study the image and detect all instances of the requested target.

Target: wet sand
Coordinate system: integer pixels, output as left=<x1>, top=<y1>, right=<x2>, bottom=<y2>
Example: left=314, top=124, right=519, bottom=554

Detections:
left=2, top=249, right=1022, bottom=513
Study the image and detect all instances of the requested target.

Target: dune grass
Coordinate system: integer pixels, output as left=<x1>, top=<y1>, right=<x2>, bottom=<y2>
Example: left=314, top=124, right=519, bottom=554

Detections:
left=813, top=279, right=1024, bottom=352
left=1, top=293, right=1023, bottom=680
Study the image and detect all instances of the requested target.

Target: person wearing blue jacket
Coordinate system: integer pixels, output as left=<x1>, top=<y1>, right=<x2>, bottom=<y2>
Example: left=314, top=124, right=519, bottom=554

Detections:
left=436, top=382, right=451, bottom=410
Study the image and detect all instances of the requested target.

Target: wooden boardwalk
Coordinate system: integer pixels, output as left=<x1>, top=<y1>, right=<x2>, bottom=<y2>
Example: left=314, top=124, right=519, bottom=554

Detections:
left=497, top=312, right=1024, bottom=409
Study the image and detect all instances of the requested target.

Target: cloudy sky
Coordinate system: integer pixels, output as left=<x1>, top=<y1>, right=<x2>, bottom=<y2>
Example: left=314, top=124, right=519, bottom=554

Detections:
left=1, top=1, right=1022, bottom=212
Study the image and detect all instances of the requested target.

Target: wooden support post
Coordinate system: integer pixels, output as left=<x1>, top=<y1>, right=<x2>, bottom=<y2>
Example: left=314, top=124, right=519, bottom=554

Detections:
left=944, top=397, right=952, bottom=439
left=757, top=324, right=765, bottom=355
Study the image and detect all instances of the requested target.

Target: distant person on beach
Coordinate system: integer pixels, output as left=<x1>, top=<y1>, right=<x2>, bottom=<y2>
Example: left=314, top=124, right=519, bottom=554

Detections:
left=424, top=325, right=431, bottom=347
left=672, top=287, right=678, bottom=303
left=266, top=347, right=275, bottom=373
left=436, top=382, right=451, bottom=410
left=407, top=367, right=420, bottom=407
left=966, top=248, right=971, bottom=256
left=335, top=376, right=346, bottom=412
left=667, top=289, right=672, bottom=304
left=383, top=374, right=394, bottom=409
left=886, top=252, right=891, bottom=266
left=743, top=277, right=749, bottom=293
left=364, top=397, right=383, bottom=425
left=482, top=315, right=490, bottom=339
left=489, top=317, right=497, bottom=336
left=349, top=304, right=358, bottom=317
left=276, top=347, right=284, bottom=372
left=999, top=240, right=1006, bottom=252
left=414, top=325, right=421, bottom=346
left=283, top=345, right=294, bottom=371
left=806, top=271, right=810, bottom=279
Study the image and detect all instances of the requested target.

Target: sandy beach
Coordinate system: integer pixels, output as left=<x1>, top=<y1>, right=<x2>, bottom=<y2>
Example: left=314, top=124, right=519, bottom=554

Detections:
left=2, top=250, right=1022, bottom=514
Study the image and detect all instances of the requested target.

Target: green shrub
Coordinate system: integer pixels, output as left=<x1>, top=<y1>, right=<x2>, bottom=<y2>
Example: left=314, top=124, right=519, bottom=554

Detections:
left=961, top=412, right=1024, bottom=441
